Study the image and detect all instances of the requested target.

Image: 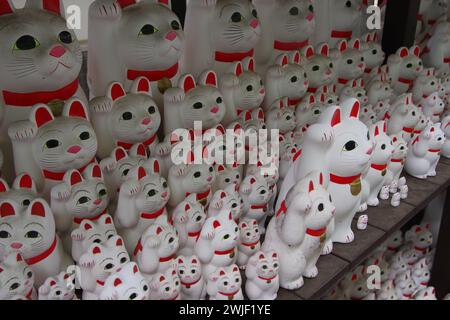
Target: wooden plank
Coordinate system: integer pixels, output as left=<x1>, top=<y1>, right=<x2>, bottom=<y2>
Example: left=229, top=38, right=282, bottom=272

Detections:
left=277, top=289, right=304, bottom=300
left=440, top=157, right=450, bottom=166
left=364, top=200, right=416, bottom=232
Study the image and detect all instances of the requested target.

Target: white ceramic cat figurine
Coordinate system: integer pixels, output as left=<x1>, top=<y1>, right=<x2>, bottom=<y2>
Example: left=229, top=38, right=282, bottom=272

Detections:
left=148, top=266, right=180, bottom=300
left=115, top=164, right=169, bottom=254
left=208, top=184, right=243, bottom=222
left=366, top=75, right=393, bottom=107
left=78, top=235, right=130, bottom=300
left=383, top=230, right=404, bottom=260
left=220, top=58, right=265, bottom=125
left=213, top=164, right=243, bottom=193
left=172, top=194, right=207, bottom=256
left=0, top=252, right=35, bottom=300
left=237, top=219, right=261, bottom=269
left=420, top=92, right=445, bottom=123
left=163, top=71, right=226, bottom=135
left=384, top=134, right=408, bottom=191
left=99, top=262, right=150, bottom=300
left=253, top=0, right=315, bottom=71
left=387, top=46, right=424, bottom=94
left=411, top=258, right=431, bottom=291
left=38, top=271, right=76, bottom=300
left=176, top=255, right=206, bottom=300
left=182, top=0, right=261, bottom=77
left=0, top=0, right=85, bottom=182
left=266, top=98, right=297, bottom=135
left=388, top=251, right=409, bottom=280
left=386, top=94, right=420, bottom=142
left=377, top=280, right=398, bottom=300
left=361, top=32, right=385, bottom=81
left=441, top=115, right=450, bottom=158
left=422, top=21, right=450, bottom=77
left=70, top=214, right=117, bottom=262
left=134, top=215, right=178, bottom=279
left=168, top=163, right=215, bottom=209
left=394, top=270, right=416, bottom=300
left=88, top=0, right=183, bottom=101
left=339, top=79, right=369, bottom=106
left=263, top=51, right=309, bottom=111
left=194, top=212, right=239, bottom=278
left=412, top=68, right=441, bottom=103
left=207, top=264, right=243, bottom=301
left=0, top=173, right=38, bottom=207
left=8, top=99, right=98, bottom=197
left=333, top=39, right=366, bottom=92
left=405, top=224, right=433, bottom=259
left=0, top=199, right=71, bottom=286
left=405, top=123, right=446, bottom=179
left=414, top=287, right=437, bottom=300
left=295, top=94, right=323, bottom=133
left=89, top=77, right=164, bottom=159
left=245, top=250, right=280, bottom=300
left=302, top=44, right=336, bottom=94
left=263, top=172, right=335, bottom=289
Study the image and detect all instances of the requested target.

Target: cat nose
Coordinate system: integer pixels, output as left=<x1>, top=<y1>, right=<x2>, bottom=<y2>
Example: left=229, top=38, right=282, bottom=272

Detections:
left=259, top=88, right=265, bottom=95
left=325, top=69, right=332, bottom=75
left=67, top=145, right=82, bottom=154
left=161, top=191, right=168, bottom=198
left=10, top=242, right=23, bottom=249
left=165, top=31, right=177, bottom=41
left=49, top=45, right=66, bottom=58
left=210, top=106, right=219, bottom=114
left=358, top=63, right=365, bottom=69
left=207, top=176, right=213, bottom=182
left=306, top=13, right=314, bottom=21
left=366, top=147, right=373, bottom=155
left=141, top=118, right=152, bottom=125
left=304, top=80, right=309, bottom=86
left=249, top=19, right=259, bottom=29
left=93, top=199, right=102, bottom=205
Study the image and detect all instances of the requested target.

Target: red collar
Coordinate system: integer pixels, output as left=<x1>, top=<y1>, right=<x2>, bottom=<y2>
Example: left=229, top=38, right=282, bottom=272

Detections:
left=258, top=275, right=276, bottom=282
left=391, top=158, right=404, bottom=163
left=398, top=78, right=413, bottom=86
left=293, top=149, right=302, bottom=162
left=338, top=78, right=349, bottom=85
left=428, top=149, right=441, bottom=153
left=73, top=208, right=108, bottom=225
left=188, top=230, right=201, bottom=241
left=387, top=246, right=397, bottom=251
left=274, top=39, right=309, bottom=51
left=140, top=206, right=166, bottom=220
left=331, top=30, right=352, bottom=39
left=428, top=19, right=436, bottom=26
left=26, top=288, right=33, bottom=300
left=306, top=227, right=327, bottom=237
left=214, top=247, right=235, bottom=255
left=25, top=236, right=57, bottom=265
left=365, top=67, right=372, bottom=74
left=415, top=246, right=428, bottom=253
left=421, top=281, right=429, bottom=286
left=371, top=163, right=388, bottom=171
left=402, top=127, right=414, bottom=134
left=219, top=290, right=239, bottom=298
left=422, top=47, right=430, bottom=55
left=288, top=98, right=302, bottom=106
left=117, top=134, right=157, bottom=150
left=96, top=279, right=105, bottom=287
left=215, top=49, right=254, bottom=63
left=241, top=240, right=260, bottom=247
left=181, top=277, right=201, bottom=288
left=444, top=58, right=450, bottom=63
left=329, top=173, right=361, bottom=185
left=251, top=203, right=267, bottom=210
left=403, top=293, right=413, bottom=299
left=127, top=63, right=179, bottom=82
left=417, top=14, right=423, bottom=21
left=307, top=87, right=317, bottom=93
left=276, top=200, right=287, bottom=217
left=186, top=189, right=211, bottom=201
left=2, top=80, right=79, bottom=107
left=43, top=158, right=96, bottom=181
left=159, top=254, right=175, bottom=263
left=350, top=296, right=363, bottom=300
left=414, top=129, right=422, bottom=134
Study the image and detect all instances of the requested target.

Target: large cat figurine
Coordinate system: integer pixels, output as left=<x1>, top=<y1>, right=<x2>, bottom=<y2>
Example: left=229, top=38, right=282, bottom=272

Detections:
left=387, top=46, right=424, bottom=95
left=0, top=252, right=35, bottom=300
left=88, top=0, right=184, bottom=104
left=182, top=0, right=261, bottom=77
left=0, top=199, right=72, bottom=286
left=253, top=0, right=315, bottom=71
left=302, top=44, right=336, bottom=94
left=8, top=99, right=98, bottom=197
left=0, top=173, right=38, bottom=207
left=0, top=0, right=85, bottom=182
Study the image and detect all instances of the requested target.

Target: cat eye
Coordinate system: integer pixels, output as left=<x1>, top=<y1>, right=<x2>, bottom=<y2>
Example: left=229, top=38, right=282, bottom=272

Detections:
left=406, top=63, right=413, bottom=68
left=223, top=234, right=230, bottom=240
left=55, top=290, right=62, bottom=296
left=129, top=293, right=137, bottom=300
left=140, top=24, right=159, bottom=35
left=236, top=174, right=240, bottom=179
left=343, top=140, right=358, bottom=151
left=262, top=265, right=268, bottom=269
left=419, top=61, right=422, bottom=66
left=120, top=257, right=128, bottom=263
left=308, top=4, right=314, bottom=12
left=169, top=237, right=175, bottom=243
left=235, top=278, right=239, bottom=283
left=381, top=144, right=386, bottom=150
left=121, top=112, right=133, bottom=120
left=165, top=287, right=170, bottom=292
left=78, top=196, right=90, bottom=204
left=251, top=9, right=258, bottom=18
left=347, top=59, right=353, bottom=65
left=289, top=7, right=299, bottom=15
left=246, top=85, right=253, bottom=92
left=260, top=80, right=264, bottom=86
left=80, top=131, right=90, bottom=140
left=45, top=139, right=60, bottom=149
left=195, top=215, right=202, bottom=222
left=162, top=182, right=168, bottom=188
left=175, top=281, right=179, bottom=286
left=0, top=230, right=11, bottom=238
left=194, top=172, right=201, bottom=178
left=104, top=263, right=114, bottom=270
left=223, top=281, right=229, bottom=286
left=225, top=178, right=231, bottom=183
left=25, top=230, right=40, bottom=239
left=260, top=189, right=266, bottom=194
left=22, top=199, right=30, bottom=207
left=179, top=270, right=184, bottom=275
left=372, top=49, right=378, bottom=55
left=209, top=166, right=214, bottom=172
left=99, top=189, right=107, bottom=197
left=93, top=239, right=101, bottom=244
left=171, top=20, right=180, bottom=30
left=318, top=203, right=324, bottom=211
left=148, top=189, right=157, bottom=197
left=216, top=97, right=223, bottom=104
left=246, top=232, right=251, bottom=237
left=148, top=106, right=156, bottom=114
left=59, top=31, right=73, bottom=44
left=191, top=270, right=196, bottom=274
left=14, top=35, right=40, bottom=51
left=345, top=1, right=352, bottom=7
left=431, top=81, right=435, bottom=85
left=143, top=285, right=148, bottom=291
left=230, top=12, right=244, bottom=23
left=232, top=203, right=238, bottom=208
left=193, top=102, right=203, bottom=110
left=122, top=169, right=130, bottom=177
left=27, top=271, right=33, bottom=279
left=234, top=227, right=239, bottom=232
left=312, top=65, right=320, bottom=71
left=361, top=57, right=365, bottom=62
left=314, top=109, right=321, bottom=115
left=10, top=283, right=20, bottom=291
left=273, top=263, right=279, bottom=268
left=290, top=76, right=298, bottom=83
left=286, top=115, right=292, bottom=120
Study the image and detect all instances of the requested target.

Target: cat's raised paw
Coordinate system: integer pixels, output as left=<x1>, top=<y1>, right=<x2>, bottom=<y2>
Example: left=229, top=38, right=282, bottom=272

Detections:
left=90, top=0, right=122, bottom=20
left=121, top=181, right=141, bottom=196
left=8, top=121, right=37, bottom=141
left=90, top=96, right=113, bottom=113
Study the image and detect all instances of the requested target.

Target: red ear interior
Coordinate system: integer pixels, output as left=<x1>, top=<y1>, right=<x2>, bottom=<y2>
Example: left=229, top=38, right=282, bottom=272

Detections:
left=153, top=161, right=160, bottom=174
left=70, top=171, right=83, bottom=186
left=217, top=165, right=225, bottom=172
left=133, top=265, right=139, bottom=274
left=247, top=58, right=255, bottom=71
left=115, top=148, right=127, bottom=161
left=136, top=144, right=147, bottom=157
left=339, top=41, right=347, bottom=53
left=19, top=174, right=33, bottom=189
left=383, top=122, right=387, bottom=133
left=213, top=220, right=221, bottom=229
left=43, top=0, right=61, bottom=16
left=138, top=167, right=146, bottom=180
left=16, top=254, right=22, bottom=262
left=0, top=202, right=15, bottom=218
left=293, top=52, right=300, bottom=64
left=350, top=101, right=360, bottom=118
left=375, top=126, right=380, bottom=136
left=351, top=274, right=357, bottom=281
left=0, top=180, right=7, bottom=193
left=320, top=173, right=324, bottom=185
left=93, top=246, right=101, bottom=255
left=233, top=266, right=238, bottom=272
left=117, top=0, right=136, bottom=8
left=68, top=100, right=88, bottom=119
left=413, top=46, right=421, bottom=57
left=92, top=165, right=102, bottom=179
left=219, top=270, right=226, bottom=276
left=182, top=75, right=196, bottom=93
left=178, top=258, right=184, bottom=264
left=205, top=72, right=217, bottom=87
left=34, top=106, right=54, bottom=128
left=399, top=48, right=409, bottom=58
left=320, top=44, right=329, bottom=56
left=220, top=192, right=227, bottom=199
left=259, top=253, right=265, bottom=260
left=159, top=276, right=165, bottom=282
left=110, top=83, right=126, bottom=101
left=84, top=222, right=93, bottom=231
left=115, top=238, right=123, bottom=246
left=250, top=178, right=256, bottom=184
left=105, top=216, right=112, bottom=224
left=31, top=201, right=46, bottom=217
left=137, top=78, right=150, bottom=93
left=331, top=108, right=341, bottom=127
left=0, top=0, right=14, bottom=16
left=282, top=55, right=289, bottom=66
left=156, top=226, right=163, bottom=235
left=309, top=95, right=315, bottom=104
left=235, top=62, right=243, bottom=77
left=192, top=258, right=198, bottom=264
left=306, top=46, right=314, bottom=59
left=309, top=181, right=314, bottom=193
left=114, top=278, right=122, bottom=287
left=353, top=39, right=360, bottom=50
left=50, top=280, right=56, bottom=286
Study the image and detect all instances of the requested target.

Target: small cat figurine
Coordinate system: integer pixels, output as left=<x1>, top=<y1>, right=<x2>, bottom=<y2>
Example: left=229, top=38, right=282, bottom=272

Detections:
left=172, top=194, right=207, bottom=257
left=0, top=252, right=35, bottom=300
left=38, top=271, right=76, bottom=300
left=163, top=70, right=226, bottom=135
left=0, top=0, right=85, bottom=182
left=213, top=164, right=243, bottom=193
left=89, top=77, right=164, bottom=159
left=394, top=270, right=416, bottom=300
left=366, top=74, right=393, bottom=107
left=245, top=250, right=280, bottom=300
left=88, top=0, right=184, bottom=102
left=149, top=266, right=181, bottom=300
left=411, top=258, right=431, bottom=291
left=441, top=115, right=450, bottom=158
left=365, top=252, right=390, bottom=285
left=383, top=230, right=404, bottom=260
left=263, top=51, right=309, bottom=111
left=207, top=264, right=243, bottom=301
left=405, top=224, right=433, bottom=258
left=70, top=214, right=117, bottom=262
left=0, top=199, right=72, bottom=286
left=115, top=164, right=169, bottom=254
left=194, top=213, right=239, bottom=278
left=419, top=92, right=445, bottom=123
left=265, top=98, right=297, bottom=135
left=302, top=44, right=336, bottom=94
left=387, top=46, right=424, bottom=94
left=412, top=68, right=441, bottom=103
left=220, top=58, right=265, bottom=125
left=134, top=215, right=179, bottom=279
left=414, top=287, right=437, bottom=300
left=237, top=219, right=261, bottom=269
left=384, top=134, right=408, bottom=191
left=361, top=32, right=385, bottom=81
left=0, top=173, right=38, bottom=208
left=182, top=0, right=261, bottom=77
left=333, top=39, right=366, bottom=92
left=340, top=266, right=375, bottom=300
left=99, top=262, right=149, bottom=301
left=176, top=255, right=206, bottom=300
left=386, top=94, right=421, bottom=142
left=339, top=79, right=369, bottom=106
left=388, top=251, right=409, bottom=280
left=8, top=99, right=98, bottom=197
left=208, top=184, right=243, bottom=222
left=78, top=235, right=130, bottom=300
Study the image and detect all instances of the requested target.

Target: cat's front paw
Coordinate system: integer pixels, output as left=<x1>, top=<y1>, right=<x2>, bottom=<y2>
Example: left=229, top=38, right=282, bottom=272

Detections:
left=51, top=184, right=71, bottom=201
left=90, top=0, right=122, bottom=20
left=8, top=121, right=37, bottom=141
left=154, top=142, right=172, bottom=156
left=121, top=180, right=141, bottom=197
left=90, top=96, right=113, bottom=113
left=71, top=229, right=85, bottom=242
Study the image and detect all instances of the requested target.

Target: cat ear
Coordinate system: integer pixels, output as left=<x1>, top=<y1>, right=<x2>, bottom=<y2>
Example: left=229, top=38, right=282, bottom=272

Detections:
left=373, top=32, right=379, bottom=43
left=31, top=104, right=54, bottom=128
left=0, top=201, right=17, bottom=218
left=246, top=57, right=255, bottom=72
left=279, top=54, right=289, bottom=67
left=0, top=0, right=14, bottom=16
left=200, top=70, right=218, bottom=88
left=130, top=143, right=147, bottom=158
left=65, top=170, right=83, bottom=186
left=114, top=147, right=128, bottom=162
left=397, top=47, right=409, bottom=58
left=101, top=214, right=113, bottom=225
left=0, top=178, right=9, bottom=193
left=87, top=164, right=103, bottom=179
left=351, top=39, right=360, bottom=50
left=25, top=0, right=64, bottom=16
left=64, top=99, right=89, bottom=121
left=28, top=199, right=48, bottom=218
left=318, top=43, right=329, bottom=57
left=233, top=62, right=243, bottom=77
left=374, top=126, right=380, bottom=137
left=308, top=181, right=314, bottom=193
left=304, top=45, right=314, bottom=59
left=364, top=33, right=372, bottom=43
left=338, top=40, right=347, bottom=53
left=330, top=108, right=341, bottom=127
left=83, top=221, right=93, bottom=231
left=410, top=45, right=421, bottom=57
left=13, top=174, right=36, bottom=193
left=107, top=82, right=127, bottom=102
left=346, top=100, right=361, bottom=119
left=180, top=74, right=196, bottom=93
left=117, top=0, right=137, bottom=8
left=131, top=77, right=152, bottom=96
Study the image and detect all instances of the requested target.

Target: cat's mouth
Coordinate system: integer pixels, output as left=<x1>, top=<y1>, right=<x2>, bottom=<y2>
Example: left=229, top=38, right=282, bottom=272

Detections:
left=49, top=61, right=72, bottom=74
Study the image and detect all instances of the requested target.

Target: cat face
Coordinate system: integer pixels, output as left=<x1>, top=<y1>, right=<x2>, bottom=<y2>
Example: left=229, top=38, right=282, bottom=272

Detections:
left=415, top=69, right=440, bottom=97
left=340, top=81, right=369, bottom=105
left=0, top=3, right=82, bottom=92
left=150, top=267, right=180, bottom=300
left=347, top=268, right=372, bottom=300
left=212, top=0, right=261, bottom=53
left=378, top=280, right=397, bottom=300
left=208, top=264, right=241, bottom=294
left=391, top=95, right=421, bottom=129
left=140, top=216, right=179, bottom=258
left=182, top=164, right=215, bottom=194
left=390, top=134, right=408, bottom=160
left=214, top=165, right=242, bottom=191
left=117, top=2, right=183, bottom=71
left=238, top=219, right=260, bottom=244
left=304, top=179, right=335, bottom=230
left=174, top=194, right=206, bottom=234
left=0, top=174, right=38, bottom=210
left=231, top=58, right=265, bottom=111
left=0, top=199, right=55, bottom=260
left=100, top=262, right=149, bottom=301
left=410, top=225, right=433, bottom=249
left=246, top=161, right=279, bottom=189
left=176, top=255, right=202, bottom=284
left=240, top=174, right=271, bottom=207
left=330, top=0, right=362, bottom=32
left=0, top=252, right=34, bottom=300
left=420, top=124, right=446, bottom=150
left=369, top=121, right=394, bottom=165
left=394, top=47, right=423, bottom=80
left=395, top=270, right=415, bottom=296
left=273, top=53, right=309, bottom=100
left=249, top=250, right=279, bottom=280
left=336, top=40, right=365, bottom=81
left=30, top=101, right=97, bottom=173
left=385, top=230, right=403, bottom=250
left=360, top=106, right=377, bottom=126
left=303, top=44, right=336, bottom=88
left=420, top=93, right=445, bottom=118
left=39, top=271, right=75, bottom=301
left=266, top=98, right=297, bottom=134
left=361, top=32, right=384, bottom=70
left=206, top=214, right=239, bottom=252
